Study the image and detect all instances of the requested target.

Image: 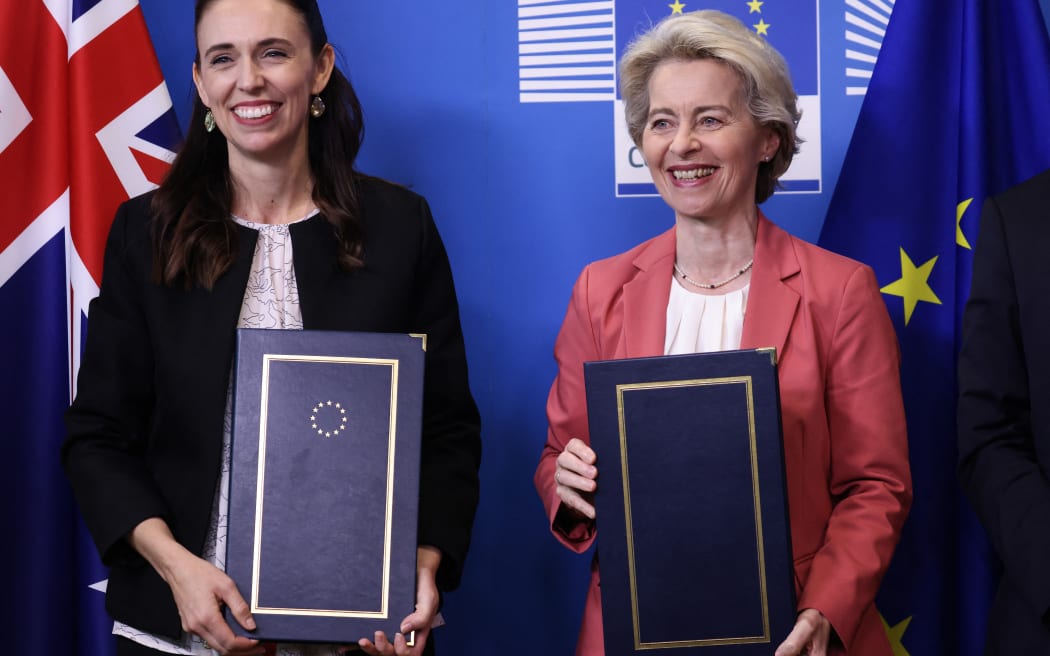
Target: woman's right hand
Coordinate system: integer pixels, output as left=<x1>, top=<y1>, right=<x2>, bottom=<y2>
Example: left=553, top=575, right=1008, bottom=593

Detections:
left=555, top=438, right=598, bottom=519
left=129, top=518, right=264, bottom=656
left=165, top=551, right=264, bottom=655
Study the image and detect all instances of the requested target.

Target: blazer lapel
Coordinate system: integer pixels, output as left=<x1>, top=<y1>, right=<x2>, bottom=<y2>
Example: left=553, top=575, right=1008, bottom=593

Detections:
left=290, top=216, right=341, bottom=328
left=622, top=228, right=676, bottom=358
left=180, top=224, right=256, bottom=470
left=741, top=214, right=800, bottom=357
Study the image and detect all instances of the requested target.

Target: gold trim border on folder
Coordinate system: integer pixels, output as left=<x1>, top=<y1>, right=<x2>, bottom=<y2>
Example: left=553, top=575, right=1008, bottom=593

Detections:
left=253, top=354, right=400, bottom=619
left=616, top=375, right=771, bottom=649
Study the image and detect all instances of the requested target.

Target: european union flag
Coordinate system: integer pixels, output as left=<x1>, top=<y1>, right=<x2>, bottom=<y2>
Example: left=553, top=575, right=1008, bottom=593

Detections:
left=819, top=1, right=1050, bottom=653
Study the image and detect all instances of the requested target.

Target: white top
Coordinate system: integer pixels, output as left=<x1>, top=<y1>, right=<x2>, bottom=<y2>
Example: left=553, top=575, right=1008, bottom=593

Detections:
left=114, top=212, right=342, bottom=655
left=664, top=277, right=748, bottom=355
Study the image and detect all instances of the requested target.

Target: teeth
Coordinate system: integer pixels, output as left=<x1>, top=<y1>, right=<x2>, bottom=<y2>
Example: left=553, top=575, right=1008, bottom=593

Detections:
left=234, top=105, right=277, bottom=119
left=672, top=167, right=715, bottom=180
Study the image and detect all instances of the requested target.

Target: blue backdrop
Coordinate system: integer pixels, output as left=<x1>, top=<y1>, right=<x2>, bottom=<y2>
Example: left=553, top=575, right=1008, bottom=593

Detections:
left=74, top=0, right=1050, bottom=652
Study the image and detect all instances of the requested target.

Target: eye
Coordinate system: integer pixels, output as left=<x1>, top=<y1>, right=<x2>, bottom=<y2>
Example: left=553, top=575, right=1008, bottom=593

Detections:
left=263, top=49, right=289, bottom=59
left=209, top=54, right=233, bottom=66
left=649, top=118, right=673, bottom=131
left=698, top=116, right=723, bottom=129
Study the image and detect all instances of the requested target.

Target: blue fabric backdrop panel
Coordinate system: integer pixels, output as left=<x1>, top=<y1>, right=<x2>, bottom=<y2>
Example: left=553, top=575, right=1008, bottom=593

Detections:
left=121, top=1, right=1050, bottom=654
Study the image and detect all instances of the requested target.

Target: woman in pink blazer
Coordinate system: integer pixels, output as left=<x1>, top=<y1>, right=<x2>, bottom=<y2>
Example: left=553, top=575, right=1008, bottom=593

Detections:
left=534, top=10, right=911, bottom=656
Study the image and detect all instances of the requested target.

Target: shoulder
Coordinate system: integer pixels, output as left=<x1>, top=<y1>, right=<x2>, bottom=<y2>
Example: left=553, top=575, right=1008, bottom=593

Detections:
left=760, top=216, right=872, bottom=285
left=991, top=167, right=1050, bottom=214
left=582, top=228, right=674, bottom=282
left=104, top=190, right=158, bottom=255
left=799, top=241, right=882, bottom=317
left=119, top=189, right=157, bottom=218
left=111, top=190, right=157, bottom=228
left=356, top=175, right=430, bottom=219
left=757, top=218, right=882, bottom=322
left=982, top=168, right=1050, bottom=248
left=759, top=222, right=895, bottom=353
left=791, top=234, right=871, bottom=281
left=564, top=229, right=673, bottom=319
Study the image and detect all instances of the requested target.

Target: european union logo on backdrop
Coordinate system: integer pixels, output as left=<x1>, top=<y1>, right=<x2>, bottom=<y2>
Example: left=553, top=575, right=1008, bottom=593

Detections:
left=614, top=0, right=819, bottom=197
left=516, top=0, right=820, bottom=197
left=819, top=0, right=1050, bottom=653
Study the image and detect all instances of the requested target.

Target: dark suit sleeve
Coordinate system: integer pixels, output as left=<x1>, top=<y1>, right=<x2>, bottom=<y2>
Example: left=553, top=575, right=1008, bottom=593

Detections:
left=958, top=195, right=1050, bottom=622
left=61, top=199, right=168, bottom=567
left=410, top=196, right=482, bottom=592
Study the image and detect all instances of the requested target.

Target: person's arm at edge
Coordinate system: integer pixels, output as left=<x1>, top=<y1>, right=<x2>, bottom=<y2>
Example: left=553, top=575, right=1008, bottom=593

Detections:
left=535, top=265, right=601, bottom=552
left=795, top=264, right=913, bottom=650
left=410, top=195, right=482, bottom=593
left=61, top=197, right=171, bottom=567
left=958, top=196, right=1050, bottom=623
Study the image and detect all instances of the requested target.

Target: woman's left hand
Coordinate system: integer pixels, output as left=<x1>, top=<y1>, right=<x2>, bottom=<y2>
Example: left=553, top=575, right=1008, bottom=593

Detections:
left=774, top=608, right=831, bottom=656
left=350, top=546, right=442, bottom=656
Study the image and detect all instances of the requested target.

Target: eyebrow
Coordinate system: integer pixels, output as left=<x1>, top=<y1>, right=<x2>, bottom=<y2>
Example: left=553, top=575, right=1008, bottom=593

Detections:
left=202, top=37, right=296, bottom=59
left=648, top=104, right=732, bottom=118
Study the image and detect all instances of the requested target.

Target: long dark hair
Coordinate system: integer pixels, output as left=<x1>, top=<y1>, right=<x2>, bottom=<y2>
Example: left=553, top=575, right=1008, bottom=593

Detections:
left=151, top=0, right=365, bottom=288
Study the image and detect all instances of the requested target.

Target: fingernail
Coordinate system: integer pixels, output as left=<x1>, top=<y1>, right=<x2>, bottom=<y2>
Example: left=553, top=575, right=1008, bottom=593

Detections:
left=247, top=616, right=256, bottom=629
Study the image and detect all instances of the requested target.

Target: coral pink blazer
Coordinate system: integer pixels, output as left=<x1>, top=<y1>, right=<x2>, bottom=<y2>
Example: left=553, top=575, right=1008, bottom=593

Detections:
left=535, top=215, right=912, bottom=655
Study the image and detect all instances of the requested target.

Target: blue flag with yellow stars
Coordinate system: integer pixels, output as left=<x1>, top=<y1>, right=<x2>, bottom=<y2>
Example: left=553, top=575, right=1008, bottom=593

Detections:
left=819, top=0, right=1050, bottom=653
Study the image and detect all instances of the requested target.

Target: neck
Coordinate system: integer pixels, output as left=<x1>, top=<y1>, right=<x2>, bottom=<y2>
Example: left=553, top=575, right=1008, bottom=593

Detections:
left=228, top=142, right=316, bottom=225
left=674, top=208, right=759, bottom=280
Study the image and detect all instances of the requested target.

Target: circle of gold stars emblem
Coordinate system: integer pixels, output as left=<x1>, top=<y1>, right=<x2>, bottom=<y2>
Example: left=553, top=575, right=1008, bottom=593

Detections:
left=310, top=400, right=348, bottom=438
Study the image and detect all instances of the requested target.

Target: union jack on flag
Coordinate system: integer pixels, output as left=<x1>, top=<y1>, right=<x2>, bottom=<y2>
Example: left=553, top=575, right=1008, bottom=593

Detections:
left=0, top=1, right=179, bottom=652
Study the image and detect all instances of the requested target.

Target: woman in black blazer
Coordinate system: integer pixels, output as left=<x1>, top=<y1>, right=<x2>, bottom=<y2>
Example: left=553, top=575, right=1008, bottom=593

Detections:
left=61, top=1, right=480, bottom=655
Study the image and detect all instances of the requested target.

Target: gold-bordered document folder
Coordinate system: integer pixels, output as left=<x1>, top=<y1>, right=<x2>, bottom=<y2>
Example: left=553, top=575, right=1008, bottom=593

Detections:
left=584, top=348, right=795, bottom=655
left=225, top=328, right=424, bottom=643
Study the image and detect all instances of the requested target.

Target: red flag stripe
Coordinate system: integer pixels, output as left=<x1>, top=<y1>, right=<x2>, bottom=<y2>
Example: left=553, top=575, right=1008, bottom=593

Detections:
left=68, top=5, right=168, bottom=284
left=0, top=0, right=69, bottom=255
left=131, top=147, right=173, bottom=188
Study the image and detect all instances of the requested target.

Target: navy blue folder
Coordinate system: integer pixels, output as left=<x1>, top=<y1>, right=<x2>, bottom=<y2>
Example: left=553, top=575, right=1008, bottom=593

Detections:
left=584, top=348, right=795, bottom=655
left=225, top=329, right=423, bottom=643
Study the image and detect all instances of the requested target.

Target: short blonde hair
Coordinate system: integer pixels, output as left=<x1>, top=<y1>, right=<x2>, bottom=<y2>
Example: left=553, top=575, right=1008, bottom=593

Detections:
left=619, top=10, right=801, bottom=202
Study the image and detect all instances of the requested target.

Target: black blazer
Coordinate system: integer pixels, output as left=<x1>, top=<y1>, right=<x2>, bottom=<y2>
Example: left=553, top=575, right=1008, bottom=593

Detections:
left=958, top=168, right=1050, bottom=653
left=62, top=176, right=482, bottom=639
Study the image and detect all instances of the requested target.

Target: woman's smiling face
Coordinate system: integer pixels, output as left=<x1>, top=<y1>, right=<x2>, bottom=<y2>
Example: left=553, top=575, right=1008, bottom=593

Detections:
left=193, top=0, right=333, bottom=164
left=641, top=58, right=779, bottom=223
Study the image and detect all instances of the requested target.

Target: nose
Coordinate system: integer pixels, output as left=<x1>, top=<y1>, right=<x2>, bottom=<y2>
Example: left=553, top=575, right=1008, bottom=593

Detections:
left=669, top=124, right=699, bottom=157
left=236, top=58, right=264, bottom=92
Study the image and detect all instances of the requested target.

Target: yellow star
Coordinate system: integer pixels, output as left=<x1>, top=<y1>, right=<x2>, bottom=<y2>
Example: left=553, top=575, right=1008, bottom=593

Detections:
left=956, top=197, right=974, bottom=249
left=668, top=0, right=686, bottom=14
left=747, top=0, right=764, bottom=12
left=880, top=613, right=912, bottom=656
left=881, top=248, right=942, bottom=325
left=753, top=19, right=770, bottom=35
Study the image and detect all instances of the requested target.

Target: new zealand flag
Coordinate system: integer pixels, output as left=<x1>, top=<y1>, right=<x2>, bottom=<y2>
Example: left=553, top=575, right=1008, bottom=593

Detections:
left=0, top=1, right=179, bottom=651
